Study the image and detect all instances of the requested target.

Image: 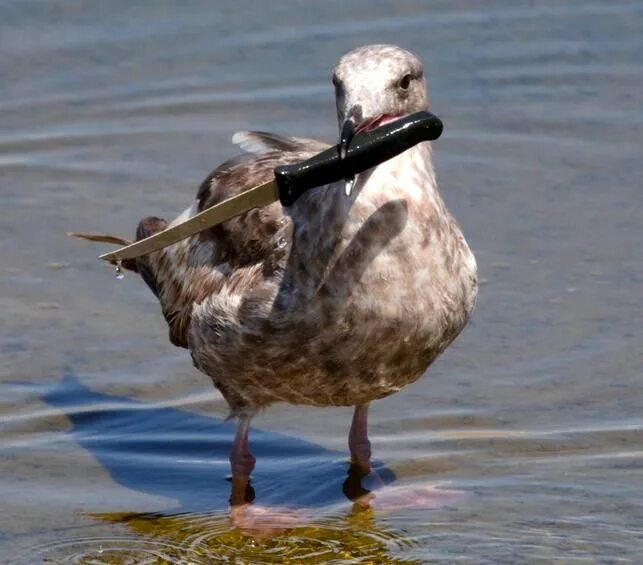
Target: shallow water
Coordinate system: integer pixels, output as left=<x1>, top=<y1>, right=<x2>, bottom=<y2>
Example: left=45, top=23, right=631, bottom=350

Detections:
left=1, top=0, right=643, bottom=562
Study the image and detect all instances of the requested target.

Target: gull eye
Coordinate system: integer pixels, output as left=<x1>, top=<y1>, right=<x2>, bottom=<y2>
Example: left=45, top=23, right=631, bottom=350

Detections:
left=399, top=74, right=412, bottom=91
left=332, top=74, right=341, bottom=89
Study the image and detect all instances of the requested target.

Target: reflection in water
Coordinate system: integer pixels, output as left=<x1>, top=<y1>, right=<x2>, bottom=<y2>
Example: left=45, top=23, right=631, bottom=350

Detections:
left=80, top=507, right=418, bottom=564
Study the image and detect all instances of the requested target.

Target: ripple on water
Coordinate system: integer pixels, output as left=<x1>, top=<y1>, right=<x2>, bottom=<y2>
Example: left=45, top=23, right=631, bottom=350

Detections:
left=11, top=535, right=185, bottom=565
left=14, top=510, right=420, bottom=564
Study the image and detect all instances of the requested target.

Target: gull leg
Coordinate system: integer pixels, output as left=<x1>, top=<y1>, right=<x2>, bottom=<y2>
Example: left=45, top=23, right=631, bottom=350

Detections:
left=345, top=405, right=466, bottom=511
left=230, top=414, right=256, bottom=476
left=228, top=414, right=310, bottom=532
left=349, top=404, right=372, bottom=471
left=229, top=415, right=256, bottom=506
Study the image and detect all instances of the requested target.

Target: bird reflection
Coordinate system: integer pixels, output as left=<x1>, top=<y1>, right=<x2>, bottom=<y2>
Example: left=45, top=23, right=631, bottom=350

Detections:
left=93, top=501, right=421, bottom=564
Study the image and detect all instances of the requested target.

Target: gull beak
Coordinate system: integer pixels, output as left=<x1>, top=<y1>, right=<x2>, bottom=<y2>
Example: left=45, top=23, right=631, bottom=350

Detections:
left=339, top=118, right=356, bottom=196
left=339, top=118, right=356, bottom=160
left=339, top=109, right=360, bottom=196
left=339, top=106, right=392, bottom=160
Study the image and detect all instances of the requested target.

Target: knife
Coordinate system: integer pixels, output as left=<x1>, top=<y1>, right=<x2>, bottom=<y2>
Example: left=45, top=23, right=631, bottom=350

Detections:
left=97, top=110, right=443, bottom=264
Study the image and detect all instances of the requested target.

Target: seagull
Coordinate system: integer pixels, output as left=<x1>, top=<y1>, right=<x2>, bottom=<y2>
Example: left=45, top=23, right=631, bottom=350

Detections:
left=116, top=44, right=477, bottom=498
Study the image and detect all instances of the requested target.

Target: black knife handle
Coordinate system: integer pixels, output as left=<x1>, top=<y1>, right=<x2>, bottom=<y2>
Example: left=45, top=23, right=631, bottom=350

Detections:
left=274, top=110, right=443, bottom=207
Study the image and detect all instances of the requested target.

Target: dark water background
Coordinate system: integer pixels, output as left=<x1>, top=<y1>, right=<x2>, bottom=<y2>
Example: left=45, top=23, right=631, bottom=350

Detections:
left=1, top=0, right=642, bottom=562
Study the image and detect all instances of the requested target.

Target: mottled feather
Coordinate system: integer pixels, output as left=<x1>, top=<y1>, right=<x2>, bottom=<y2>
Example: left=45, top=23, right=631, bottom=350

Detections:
left=127, top=45, right=477, bottom=417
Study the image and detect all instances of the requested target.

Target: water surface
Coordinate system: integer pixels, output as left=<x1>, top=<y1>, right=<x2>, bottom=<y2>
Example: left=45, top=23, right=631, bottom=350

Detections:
left=1, top=0, right=642, bottom=562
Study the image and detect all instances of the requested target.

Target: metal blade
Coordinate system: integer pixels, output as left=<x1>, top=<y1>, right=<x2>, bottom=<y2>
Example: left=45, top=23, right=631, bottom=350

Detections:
left=99, top=179, right=279, bottom=263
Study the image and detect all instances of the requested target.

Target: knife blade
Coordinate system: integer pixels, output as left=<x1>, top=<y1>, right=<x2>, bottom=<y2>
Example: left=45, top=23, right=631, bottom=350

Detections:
left=99, top=110, right=443, bottom=264
left=99, top=179, right=279, bottom=263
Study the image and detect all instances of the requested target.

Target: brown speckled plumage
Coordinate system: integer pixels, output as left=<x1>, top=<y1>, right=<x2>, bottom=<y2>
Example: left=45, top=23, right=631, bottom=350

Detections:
left=131, top=46, right=477, bottom=477
left=135, top=45, right=477, bottom=417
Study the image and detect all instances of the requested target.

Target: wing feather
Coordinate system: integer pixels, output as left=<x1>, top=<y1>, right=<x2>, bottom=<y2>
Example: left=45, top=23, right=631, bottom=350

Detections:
left=136, top=133, right=327, bottom=348
left=232, top=131, right=330, bottom=156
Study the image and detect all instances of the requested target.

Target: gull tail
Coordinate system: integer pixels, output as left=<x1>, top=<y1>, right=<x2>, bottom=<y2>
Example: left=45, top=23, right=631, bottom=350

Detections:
left=67, top=232, right=132, bottom=246
left=66, top=232, right=138, bottom=272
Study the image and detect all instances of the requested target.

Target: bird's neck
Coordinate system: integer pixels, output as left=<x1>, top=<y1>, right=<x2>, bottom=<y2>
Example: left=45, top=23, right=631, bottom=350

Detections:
left=355, top=141, right=440, bottom=212
left=287, top=142, right=445, bottom=286
left=322, top=141, right=444, bottom=230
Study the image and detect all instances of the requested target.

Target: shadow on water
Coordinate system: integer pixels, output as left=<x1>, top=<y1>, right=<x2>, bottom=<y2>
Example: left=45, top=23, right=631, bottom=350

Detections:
left=41, top=374, right=396, bottom=514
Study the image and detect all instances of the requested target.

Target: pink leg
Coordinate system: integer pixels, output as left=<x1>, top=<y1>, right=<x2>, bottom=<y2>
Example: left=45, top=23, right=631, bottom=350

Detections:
left=346, top=405, right=466, bottom=511
left=229, top=415, right=256, bottom=506
left=349, top=404, right=372, bottom=471
left=230, top=415, right=256, bottom=478
left=346, top=460, right=467, bottom=511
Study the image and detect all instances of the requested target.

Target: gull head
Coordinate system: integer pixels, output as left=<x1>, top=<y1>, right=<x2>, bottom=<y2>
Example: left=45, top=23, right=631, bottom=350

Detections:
left=332, top=44, right=429, bottom=154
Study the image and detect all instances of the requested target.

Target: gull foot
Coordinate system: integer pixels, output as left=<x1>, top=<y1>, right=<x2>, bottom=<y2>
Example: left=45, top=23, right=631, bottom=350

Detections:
left=358, top=483, right=467, bottom=511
